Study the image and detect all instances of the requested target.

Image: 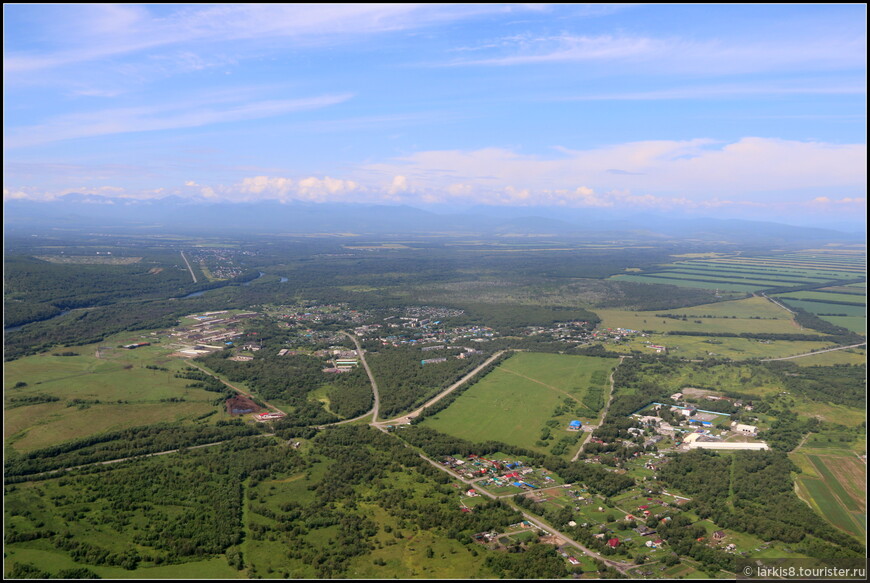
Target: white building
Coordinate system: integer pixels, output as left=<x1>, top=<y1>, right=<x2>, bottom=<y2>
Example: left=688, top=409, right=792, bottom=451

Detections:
left=731, top=422, right=758, bottom=435
left=688, top=441, right=768, bottom=450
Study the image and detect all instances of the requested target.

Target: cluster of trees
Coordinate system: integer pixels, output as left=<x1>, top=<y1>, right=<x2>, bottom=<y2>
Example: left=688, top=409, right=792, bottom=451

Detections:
left=398, top=426, right=635, bottom=498
left=597, top=355, right=675, bottom=424
left=658, top=450, right=865, bottom=562
left=197, top=352, right=328, bottom=403
left=764, top=362, right=866, bottom=409
left=4, top=420, right=259, bottom=478
left=6, top=563, right=100, bottom=579
left=655, top=514, right=734, bottom=574
left=366, top=346, right=487, bottom=418
left=195, top=353, right=342, bottom=424
left=3, top=299, right=184, bottom=361
left=413, top=352, right=513, bottom=422
left=779, top=301, right=864, bottom=343
left=592, top=280, right=723, bottom=311
left=450, top=302, right=599, bottom=332
left=7, top=393, right=61, bottom=408
left=756, top=410, right=819, bottom=452
left=3, top=299, right=63, bottom=329
left=324, top=366, right=373, bottom=418
left=4, top=254, right=195, bottom=326
left=665, top=330, right=837, bottom=343
left=484, top=542, right=572, bottom=579
left=240, top=425, right=533, bottom=577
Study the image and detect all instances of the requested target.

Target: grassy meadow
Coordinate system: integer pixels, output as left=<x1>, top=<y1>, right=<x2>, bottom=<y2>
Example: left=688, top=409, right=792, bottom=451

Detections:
left=595, top=296, right=812, bottom=336
left=421, top=353, right=616, bottom=455
left=604, top=333, right=836, bottom=361
left=3, top=336, right=223, bottom=453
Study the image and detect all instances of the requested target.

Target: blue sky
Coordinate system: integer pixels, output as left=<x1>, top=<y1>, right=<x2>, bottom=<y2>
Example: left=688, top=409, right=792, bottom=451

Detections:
left=3, top=4, right=866, bottom=225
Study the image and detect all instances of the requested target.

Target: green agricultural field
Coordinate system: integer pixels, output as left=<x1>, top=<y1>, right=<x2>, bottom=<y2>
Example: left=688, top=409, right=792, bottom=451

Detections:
left=776, top=299, right=867, bottom=317
left=817, top=316, right=866, bottom=334
left=642, top=271, right=804, bottom=287
left=659, top=296, right=803, bottom=319
left=776, top=291, right=867, bottom=304
left=668, top=270, right=829, bottom=286
left=4, top=339, right=224, bottom=453
left=603, top=334, right=835, bottom=361
left=595, top=298, right=813, bottom=336
left=798, top=478, right=863, bottom=539
left=775, top=297, right=866, bottom=334
left=609, top=274, right=765, bottom=293
left=679, top=260, right=851, bottom=279
left=697, top=263, right=862, bottom=280
left=807, top=455, right=862, bottom=513
left=792, top=441, right=867, bottom=541
left=817, top=285, right=868, bottom=295
left=421, top=353, right=616, bottom=455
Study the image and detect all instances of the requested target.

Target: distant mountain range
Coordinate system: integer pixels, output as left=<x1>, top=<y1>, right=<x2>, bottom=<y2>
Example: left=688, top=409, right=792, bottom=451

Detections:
left=3, top=194, right=865, bottom=244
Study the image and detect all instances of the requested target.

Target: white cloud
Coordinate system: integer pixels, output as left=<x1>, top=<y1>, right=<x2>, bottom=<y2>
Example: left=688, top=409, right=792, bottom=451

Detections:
left=6, top=138, right=865, bottom=215
left=5, top=93, right=353, bottom=148
left=387, top=175, right=410, bottom=196
left=362, top=138, right=866, bottom=204
left=4, top=4, right=529, bottom=74
left=449, top=30, right=866, bottom=74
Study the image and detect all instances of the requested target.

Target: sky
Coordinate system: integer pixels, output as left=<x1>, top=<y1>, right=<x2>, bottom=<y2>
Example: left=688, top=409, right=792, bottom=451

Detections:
left=3, top=4, right=867, bottom=226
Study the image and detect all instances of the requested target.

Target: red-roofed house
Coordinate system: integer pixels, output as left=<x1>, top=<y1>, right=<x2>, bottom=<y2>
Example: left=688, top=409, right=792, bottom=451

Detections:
left=608, top=538, right=620, bottom=548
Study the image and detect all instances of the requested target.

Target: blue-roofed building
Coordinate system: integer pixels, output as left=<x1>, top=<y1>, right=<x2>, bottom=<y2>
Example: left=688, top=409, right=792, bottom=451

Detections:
left=568, top=420, right=582, bottom=431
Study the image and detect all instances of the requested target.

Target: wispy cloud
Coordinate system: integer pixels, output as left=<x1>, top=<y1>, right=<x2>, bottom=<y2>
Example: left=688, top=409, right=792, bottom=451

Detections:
left=5, top=93, right=353, bottom=148
left=4, top=4, right=529, bottom=75
left=554, top=82, right=866, bottom=101
left=448, top=31, right=866, bottom=74
left=359, top=138, right=867, bottom=202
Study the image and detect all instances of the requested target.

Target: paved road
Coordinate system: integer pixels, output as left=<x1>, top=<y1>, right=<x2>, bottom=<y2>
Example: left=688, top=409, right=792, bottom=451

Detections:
left=573, top=355, right=624, bottom=461
left=761, top=342, right=866, bottom=361
left=180, top=250, right=197, bottom=283
left=375, top=350, right=508, bottom=426
left=417, top=452, right=632, bottom=574
left=341, top=331, right=380, bottom=423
